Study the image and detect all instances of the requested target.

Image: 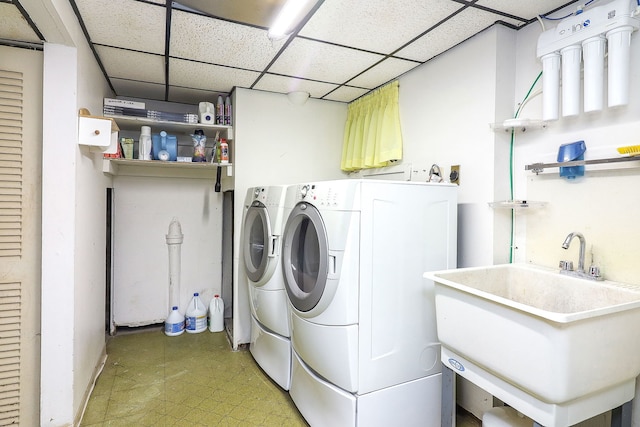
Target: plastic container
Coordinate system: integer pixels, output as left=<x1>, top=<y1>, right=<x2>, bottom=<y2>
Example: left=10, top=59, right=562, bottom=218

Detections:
left=219, top=139, right=229, bottom=164
left=557, top=140, right=586, bottom=179
left=138, top=126, right=152, bottom=160
left=191, top=129, right=206, bottom=162
left=152, top=130, right=177, bottom=161
left=209, top=294, right=224, bottom=332
left=164, top=306, right=185, bottom=336
left=185, top=292, right=207, bottom=333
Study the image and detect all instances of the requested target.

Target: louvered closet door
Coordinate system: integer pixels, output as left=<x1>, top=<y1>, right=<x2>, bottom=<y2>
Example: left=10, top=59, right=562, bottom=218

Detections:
left=0, top=46, right=43, bottom=426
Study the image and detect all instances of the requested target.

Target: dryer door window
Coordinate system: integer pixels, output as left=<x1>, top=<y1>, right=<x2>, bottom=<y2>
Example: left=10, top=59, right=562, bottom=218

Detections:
left=243, top=202, right=271, bottom=283
left=282, top=202, right=328, bottom=312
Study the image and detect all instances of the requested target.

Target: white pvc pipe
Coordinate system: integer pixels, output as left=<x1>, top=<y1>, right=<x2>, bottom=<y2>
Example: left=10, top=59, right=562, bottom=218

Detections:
left=542, top=52, right=561, bottom=121
left=166, top=218, right=184, bottom=309
left=561, top=45, right=582, bottom=117
left=582, top=35, right=606, bottom=113
left=607, top=26, right=634, bottom=108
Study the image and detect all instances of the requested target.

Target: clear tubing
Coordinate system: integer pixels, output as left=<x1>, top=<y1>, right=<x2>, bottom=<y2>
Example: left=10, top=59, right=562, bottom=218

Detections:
left=542, top=52, right=561, bottom=121
left=607, top=26, right=633, bottom=108
left=561, top=45, right=582, bottom=117
left=582, top=36, right=606, bottom=113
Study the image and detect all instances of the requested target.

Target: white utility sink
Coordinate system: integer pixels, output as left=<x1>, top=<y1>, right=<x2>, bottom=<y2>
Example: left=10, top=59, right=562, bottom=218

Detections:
left=425, top=263, right=640, bottom=427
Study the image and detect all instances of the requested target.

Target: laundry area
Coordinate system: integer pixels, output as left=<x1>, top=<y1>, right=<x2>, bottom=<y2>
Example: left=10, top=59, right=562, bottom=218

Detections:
left=4, top=0, right=640, bottom=426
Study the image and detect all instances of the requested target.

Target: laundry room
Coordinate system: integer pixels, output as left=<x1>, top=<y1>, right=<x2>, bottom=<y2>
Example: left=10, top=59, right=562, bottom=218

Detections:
left=3, top=0, right=640, bottom=426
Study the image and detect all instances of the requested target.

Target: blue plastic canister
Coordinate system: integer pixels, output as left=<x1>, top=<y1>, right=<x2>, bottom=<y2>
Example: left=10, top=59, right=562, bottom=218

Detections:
left=557, top=140, right=586, bottom=179
left=152, top=131, right=177, bottom=161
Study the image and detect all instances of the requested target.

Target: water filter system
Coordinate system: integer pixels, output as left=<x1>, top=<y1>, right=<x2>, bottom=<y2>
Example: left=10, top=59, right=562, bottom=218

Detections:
left=537, top=0, right=640, bottom=120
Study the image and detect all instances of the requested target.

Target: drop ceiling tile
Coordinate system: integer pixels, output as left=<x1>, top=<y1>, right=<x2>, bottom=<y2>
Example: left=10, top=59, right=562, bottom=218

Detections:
left=111, top=78, right=166, bottom=102
left=169, top=58, right=260, bottom=93
left=253, top=74, right=339, bottom=99
left=300, top=0, right=463, bottom=55
left=96, top=46, right=165, bottom=83
left=269, top=38, right=384, bottom=85
left=348, top=57, right=420, bottom=89
left=169, top=10, right=286, bottom=70
left=396, top=7, right=514, bottom=62
left=322, top=85, right=370, bottom=103
left=75, top=0, right=166, bottom=54
left=168, top=86, right=225, bottom=105
left=0, top=4, right=41, bottom=43
left=476, top=0, right=573, bottom=21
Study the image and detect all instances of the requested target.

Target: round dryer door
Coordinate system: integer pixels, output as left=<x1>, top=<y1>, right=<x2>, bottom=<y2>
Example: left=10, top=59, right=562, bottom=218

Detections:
left=242, top=202, right=271, bottom=283
left=281, top=202, right=329, bottom=312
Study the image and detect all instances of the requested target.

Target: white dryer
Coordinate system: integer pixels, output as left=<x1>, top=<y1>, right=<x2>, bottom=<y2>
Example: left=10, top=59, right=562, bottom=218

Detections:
left=281, top=179, right=457, bottom=426
left=242, top=185, right=291, bottom=390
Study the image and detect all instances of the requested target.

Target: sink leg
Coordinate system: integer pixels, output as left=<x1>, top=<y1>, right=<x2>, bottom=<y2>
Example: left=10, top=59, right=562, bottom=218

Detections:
left=441, top=363, right=455, bottom=427
left=611, top=401, right=632, bottom=427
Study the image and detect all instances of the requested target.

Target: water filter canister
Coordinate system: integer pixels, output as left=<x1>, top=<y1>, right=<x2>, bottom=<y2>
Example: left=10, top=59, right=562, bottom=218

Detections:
left=165, top=306, right=185, bottom=336
left=209, top=294, right=224, bottom=332
left=186, top=293, right=207, bottom=333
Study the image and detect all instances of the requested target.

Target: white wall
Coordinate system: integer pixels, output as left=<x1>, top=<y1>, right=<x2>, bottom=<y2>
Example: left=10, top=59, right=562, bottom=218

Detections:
left=399, top=25, right=516, bottom=268
left=35, top=0, right=113, bottom=424
left=231, top=88, right=347, bottom=347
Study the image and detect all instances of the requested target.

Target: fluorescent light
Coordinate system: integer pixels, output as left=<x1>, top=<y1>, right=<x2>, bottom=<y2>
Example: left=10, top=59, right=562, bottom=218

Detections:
left=268, top=0, right=314, bottom=40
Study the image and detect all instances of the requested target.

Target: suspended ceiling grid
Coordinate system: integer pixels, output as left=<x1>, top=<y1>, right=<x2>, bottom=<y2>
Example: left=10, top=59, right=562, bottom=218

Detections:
left=3, top=0, right=578, bottom=104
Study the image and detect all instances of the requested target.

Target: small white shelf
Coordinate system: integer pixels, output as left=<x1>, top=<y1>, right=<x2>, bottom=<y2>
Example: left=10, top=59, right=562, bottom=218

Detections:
left=105, top=114, right=233, bottom=139
left=489, top=200, right=546, bottom=210
left=490, top=119, right=547, bottom=133
left=103, top=158, right=232, bottom=179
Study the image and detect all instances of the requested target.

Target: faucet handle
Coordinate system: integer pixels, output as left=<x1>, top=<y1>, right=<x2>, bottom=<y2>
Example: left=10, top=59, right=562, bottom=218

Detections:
left=588, top=265, right=602, bottom=279
left=559, top=260, right=574, bottom=271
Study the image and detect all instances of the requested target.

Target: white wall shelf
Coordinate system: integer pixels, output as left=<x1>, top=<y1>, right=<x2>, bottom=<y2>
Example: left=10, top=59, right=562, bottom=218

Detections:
left=105, top=114, right=233, bottom=139
left=103, top=158, right=232, bottom=178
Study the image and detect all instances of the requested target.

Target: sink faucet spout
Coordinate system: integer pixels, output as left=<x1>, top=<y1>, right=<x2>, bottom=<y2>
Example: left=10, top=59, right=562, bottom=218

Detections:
left=562, top=232, right=586, bottom=272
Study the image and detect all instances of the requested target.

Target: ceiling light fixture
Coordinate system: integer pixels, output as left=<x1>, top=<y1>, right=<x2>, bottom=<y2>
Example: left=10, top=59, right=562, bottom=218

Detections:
left=268, top=0, right=315, bottom=40
left=287, top=91, right=310, bottom=106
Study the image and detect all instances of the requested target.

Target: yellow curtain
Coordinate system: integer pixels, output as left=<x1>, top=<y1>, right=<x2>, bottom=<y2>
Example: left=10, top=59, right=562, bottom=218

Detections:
left=340, top=80, right=402, bottom=171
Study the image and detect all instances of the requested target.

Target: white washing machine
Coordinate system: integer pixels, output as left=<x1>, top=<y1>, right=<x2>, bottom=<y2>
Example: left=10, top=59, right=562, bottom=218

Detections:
left=242, top=186, right=291, bottom=390
left=281, top=179, right=457, bottom=426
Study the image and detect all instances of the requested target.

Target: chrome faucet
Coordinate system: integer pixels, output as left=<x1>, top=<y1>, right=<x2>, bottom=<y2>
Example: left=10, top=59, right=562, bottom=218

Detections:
left=559, top=232, right=602, bottom=280
left=562, top=232, right=586, bottom=272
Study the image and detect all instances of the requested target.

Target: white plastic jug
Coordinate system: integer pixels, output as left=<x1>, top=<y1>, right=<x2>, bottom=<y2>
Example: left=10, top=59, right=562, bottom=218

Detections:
left=209, top=294, right=224, bottom=332
left=185, top=293, right=207, bottom=333
left=165, top=306, right=184, bottom=337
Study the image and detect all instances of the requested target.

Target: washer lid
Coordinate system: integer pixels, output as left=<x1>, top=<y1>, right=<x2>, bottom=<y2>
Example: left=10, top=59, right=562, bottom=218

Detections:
left=282, top=202, right=329, bottom=312
left=243, top=202, right=271, bottom=283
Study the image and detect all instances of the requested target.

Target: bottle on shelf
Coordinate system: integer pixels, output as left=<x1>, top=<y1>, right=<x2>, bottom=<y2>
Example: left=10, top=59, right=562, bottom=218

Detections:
left=220, top=139, right=229, bottom=164
left=216, top=95, right=224, bottom=125
left=138, top=126, right=152, bottom=160
left=224, top=96, right=232, bottom=126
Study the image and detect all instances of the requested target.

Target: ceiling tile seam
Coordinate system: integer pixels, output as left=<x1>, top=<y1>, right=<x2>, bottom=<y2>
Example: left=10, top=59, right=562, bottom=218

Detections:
left=293, top=34, right=421, bottom=65
left=167, top=56, right=266, bottom=75
left=0, top=38, right=43, bottom=50
left=67, top=0, right=116, bottom=95
left=164, top=3, right=172, bottom=101
left=450, top=0, right=529, bottom=23
left=249, top=0, right=326, bottom=90
left=384, top=4, right=472, bottom=60
left=13, top=0, right=45, bottom=41
left=262, top=70, right=370, bottom=90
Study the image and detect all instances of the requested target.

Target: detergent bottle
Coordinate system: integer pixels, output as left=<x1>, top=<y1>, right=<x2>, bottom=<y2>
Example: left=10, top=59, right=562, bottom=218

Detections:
left=185, top=293, right=207, bottom=333
left=209, top=295, right=224, bottom=332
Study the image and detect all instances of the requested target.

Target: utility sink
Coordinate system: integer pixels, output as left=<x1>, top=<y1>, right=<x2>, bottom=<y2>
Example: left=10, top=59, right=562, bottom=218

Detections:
left=425, top=263, right=640, bottom=426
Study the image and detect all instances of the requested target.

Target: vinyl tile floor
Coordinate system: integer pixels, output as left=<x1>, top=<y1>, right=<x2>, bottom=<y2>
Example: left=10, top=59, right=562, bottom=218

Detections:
left=80, top=328, right=482, bottom=426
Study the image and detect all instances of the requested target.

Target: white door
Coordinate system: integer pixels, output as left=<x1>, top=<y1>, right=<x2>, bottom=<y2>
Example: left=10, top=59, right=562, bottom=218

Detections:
left=0, top=45, right=43, bottom=426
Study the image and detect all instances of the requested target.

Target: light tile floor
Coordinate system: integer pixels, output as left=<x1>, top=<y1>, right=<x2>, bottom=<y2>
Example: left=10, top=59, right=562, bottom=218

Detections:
left=80, top=328, right=482, bottom=426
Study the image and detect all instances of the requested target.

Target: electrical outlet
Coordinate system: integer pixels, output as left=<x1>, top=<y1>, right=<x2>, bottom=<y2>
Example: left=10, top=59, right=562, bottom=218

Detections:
left=450, top=165, right=460, bottom=185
